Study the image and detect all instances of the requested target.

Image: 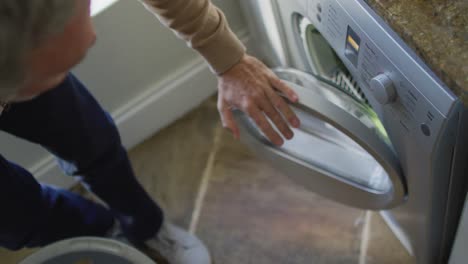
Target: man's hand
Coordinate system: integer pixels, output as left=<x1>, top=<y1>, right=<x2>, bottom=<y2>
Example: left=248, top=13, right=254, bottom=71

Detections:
left=217, top=54, right=301, bottom=146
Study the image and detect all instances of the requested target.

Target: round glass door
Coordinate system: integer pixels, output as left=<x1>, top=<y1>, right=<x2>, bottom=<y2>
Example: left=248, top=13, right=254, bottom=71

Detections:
left=235, top=68, right=406, bottom=210
left=280, top=106, right=391, bottom=193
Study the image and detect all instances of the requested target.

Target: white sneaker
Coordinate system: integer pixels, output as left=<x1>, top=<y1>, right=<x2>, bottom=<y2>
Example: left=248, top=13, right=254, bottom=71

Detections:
left=143, top=220, right=212, bottom=264
left=106, top=220, right=130, bottom=244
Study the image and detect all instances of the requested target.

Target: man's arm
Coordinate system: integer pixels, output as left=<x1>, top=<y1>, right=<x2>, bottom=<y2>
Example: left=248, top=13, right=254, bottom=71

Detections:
left=141, top=0, right=245, bottom=74
left=141, top=0, right=300, bottom=145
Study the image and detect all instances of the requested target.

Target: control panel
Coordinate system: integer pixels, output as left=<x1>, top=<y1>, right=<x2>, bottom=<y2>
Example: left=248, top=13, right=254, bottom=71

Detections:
left=305, top=0, right=456, bottom=150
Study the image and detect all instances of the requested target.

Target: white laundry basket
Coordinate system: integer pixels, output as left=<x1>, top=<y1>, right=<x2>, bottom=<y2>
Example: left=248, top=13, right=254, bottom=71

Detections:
left=19, top=237, right=156, bottom=264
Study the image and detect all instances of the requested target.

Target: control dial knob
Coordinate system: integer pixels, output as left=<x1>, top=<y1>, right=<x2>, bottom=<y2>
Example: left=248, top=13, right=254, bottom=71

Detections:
left=369, top=73, right=397, bottom=105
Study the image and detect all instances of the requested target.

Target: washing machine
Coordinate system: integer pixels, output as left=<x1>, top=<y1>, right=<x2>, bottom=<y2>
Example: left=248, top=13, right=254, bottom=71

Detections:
left=238, top=0, right=468, bottom=263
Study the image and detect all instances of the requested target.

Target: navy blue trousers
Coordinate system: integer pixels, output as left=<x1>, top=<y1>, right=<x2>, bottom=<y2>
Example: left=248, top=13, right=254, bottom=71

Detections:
left=0, top=74, right=163, bottom=250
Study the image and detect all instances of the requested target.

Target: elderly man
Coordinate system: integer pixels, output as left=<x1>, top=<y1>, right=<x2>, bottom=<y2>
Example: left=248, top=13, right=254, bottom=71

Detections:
left=0, top=0, right=300, bottom=263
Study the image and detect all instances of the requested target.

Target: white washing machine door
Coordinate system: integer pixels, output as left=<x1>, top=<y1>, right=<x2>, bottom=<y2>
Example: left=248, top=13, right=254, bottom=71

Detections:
left=235, top=68, right=406, bottom=210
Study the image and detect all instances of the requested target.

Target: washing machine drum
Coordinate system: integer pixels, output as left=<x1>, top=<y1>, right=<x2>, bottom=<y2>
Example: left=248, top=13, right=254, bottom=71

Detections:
left=19, top=237, right=156, bottom=264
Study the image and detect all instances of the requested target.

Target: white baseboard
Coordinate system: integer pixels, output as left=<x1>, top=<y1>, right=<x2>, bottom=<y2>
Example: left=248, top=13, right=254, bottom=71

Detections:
left=34, top=30, right=251, bottom=189
left=113, top=57, right=218, bottom=150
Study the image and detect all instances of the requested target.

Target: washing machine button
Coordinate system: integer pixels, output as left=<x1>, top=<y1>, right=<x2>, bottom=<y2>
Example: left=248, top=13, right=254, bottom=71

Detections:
left=370, top=73, right=397, bottom=105
left=317, top=14, right=322, bottom=22
left=421, top=123, right=431, bottom=137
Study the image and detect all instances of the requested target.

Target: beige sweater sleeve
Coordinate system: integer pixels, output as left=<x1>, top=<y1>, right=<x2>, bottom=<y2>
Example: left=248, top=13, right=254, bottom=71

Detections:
left=141, top=0, right=246, bottom=74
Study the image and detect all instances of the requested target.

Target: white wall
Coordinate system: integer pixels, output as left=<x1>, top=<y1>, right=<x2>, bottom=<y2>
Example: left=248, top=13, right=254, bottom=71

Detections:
left=0, top=0, right=249, bottom=188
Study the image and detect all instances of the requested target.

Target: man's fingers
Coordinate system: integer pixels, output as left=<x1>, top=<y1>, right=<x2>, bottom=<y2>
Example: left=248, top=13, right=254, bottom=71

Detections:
left=258, top=93, right=294, bottom=139
left=218, top=99, right=240, bottom=139
left=265, top=87, right=301, bottom=128
left=270, top=77, right=299, bottom=103
left=223, top=109, right=240, bottom=139
left=246, top=105, right=283, bottom=146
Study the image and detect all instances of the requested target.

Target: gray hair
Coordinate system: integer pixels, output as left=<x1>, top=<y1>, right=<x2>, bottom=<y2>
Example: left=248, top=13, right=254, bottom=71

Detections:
left=0, top=0, right=76, bottom=101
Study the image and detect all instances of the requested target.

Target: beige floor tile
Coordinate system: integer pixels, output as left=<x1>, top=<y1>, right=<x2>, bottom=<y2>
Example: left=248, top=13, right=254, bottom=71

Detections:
left=364, top=212, right=416, bottom=264
left=196, top=130, right=365, bottom=263
left=129, top=97, right=220, bottom=227
left=0, top=248, right=38, bottom=264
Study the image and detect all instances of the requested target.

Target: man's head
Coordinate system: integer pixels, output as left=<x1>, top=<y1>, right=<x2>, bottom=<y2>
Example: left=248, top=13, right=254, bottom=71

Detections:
left=0, top=0, right=96, bottom=102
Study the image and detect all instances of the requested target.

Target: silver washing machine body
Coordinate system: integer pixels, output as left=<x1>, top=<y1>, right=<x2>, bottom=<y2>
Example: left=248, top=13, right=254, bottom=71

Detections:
left=239, top=0, right=468, bottom=263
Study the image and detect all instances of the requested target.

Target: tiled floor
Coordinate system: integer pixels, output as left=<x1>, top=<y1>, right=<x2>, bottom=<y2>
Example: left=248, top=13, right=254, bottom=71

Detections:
left=0, top=97, right=415, bottom=263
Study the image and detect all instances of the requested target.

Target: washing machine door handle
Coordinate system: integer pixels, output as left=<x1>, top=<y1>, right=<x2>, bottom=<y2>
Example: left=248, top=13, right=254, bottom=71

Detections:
left=235, top=68, right=406, bottom=210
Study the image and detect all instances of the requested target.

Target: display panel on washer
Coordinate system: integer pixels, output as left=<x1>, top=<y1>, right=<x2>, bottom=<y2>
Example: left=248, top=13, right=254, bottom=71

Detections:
left=345, top=26, right=361, bottom=68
